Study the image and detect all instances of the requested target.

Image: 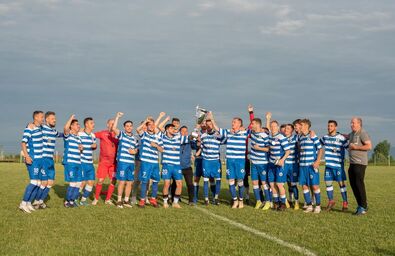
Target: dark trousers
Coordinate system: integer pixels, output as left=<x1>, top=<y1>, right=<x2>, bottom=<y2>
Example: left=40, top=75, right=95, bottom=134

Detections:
left=171, top=167, right=194, bottom=203
left=348, top=164, right=367, bottom=209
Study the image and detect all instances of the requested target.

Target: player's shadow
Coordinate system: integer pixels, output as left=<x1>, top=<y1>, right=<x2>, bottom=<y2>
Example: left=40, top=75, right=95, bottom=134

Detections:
left=52, top=184, right=67, bottom=199
left=374, top=248, right=395, bottom=256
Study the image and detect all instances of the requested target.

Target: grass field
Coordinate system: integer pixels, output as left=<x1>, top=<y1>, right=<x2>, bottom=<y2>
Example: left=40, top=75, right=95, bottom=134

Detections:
left=0, top=163, right=394, bottom=256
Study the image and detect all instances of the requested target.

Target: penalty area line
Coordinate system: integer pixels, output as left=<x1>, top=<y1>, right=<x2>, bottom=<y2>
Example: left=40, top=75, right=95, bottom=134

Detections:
left=195, top=207, right=317, bottom=256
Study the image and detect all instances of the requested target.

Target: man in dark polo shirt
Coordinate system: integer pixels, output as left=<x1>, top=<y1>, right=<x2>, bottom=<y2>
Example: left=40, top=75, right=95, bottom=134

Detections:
left=348, top=117, right=372, bottom=215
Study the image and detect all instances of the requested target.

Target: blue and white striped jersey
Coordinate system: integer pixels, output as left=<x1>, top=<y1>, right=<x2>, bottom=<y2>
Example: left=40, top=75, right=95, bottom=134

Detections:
left=220, top=129, right=248, bottom=160
left=268, top=133, right=291, bottom=164
left=42, top=124, right=62, bottom=159
left=320, top=133, right=348, bottom=169
left=298, top=134, right=322, bottom=167
left=285, top=134, right=298, bottom=164
left=116, top=131, right=138, bottom=164
left=200, top=130, right=224, bottom=160
left=21, top=125, right=44, bottom=159
left=139, top=131, right=163, bottom=164
left=249, top=131, right=269, bottom=165
left=161, top=133, right=189, bottom=165
left=78, top=131, right=97, bottom=164
left=63, top=133, right=82, bottom=165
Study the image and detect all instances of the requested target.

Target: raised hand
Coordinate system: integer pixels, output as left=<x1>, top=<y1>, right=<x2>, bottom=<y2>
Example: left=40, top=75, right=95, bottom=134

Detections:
left=248, top=104, right=254, bottom=112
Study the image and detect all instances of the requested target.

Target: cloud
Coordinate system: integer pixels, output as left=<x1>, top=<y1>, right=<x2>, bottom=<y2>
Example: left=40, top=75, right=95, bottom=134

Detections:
left=260, top=19, right=304, bottom=35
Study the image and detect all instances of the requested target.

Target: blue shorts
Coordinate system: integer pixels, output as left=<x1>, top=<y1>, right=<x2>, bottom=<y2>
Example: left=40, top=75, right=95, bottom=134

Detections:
left=116, top=162, right=135, bottom=181
left=41, top=157, right=55, bottom=181
left=139, top=161, right=160, bottom=182
left=284, top=163, right=299, bottom=183
left=26, top=158, right=43, bottom=180
left=64, top=163, right=82, bottom=182
left=226, top=158, right=246, bottom=180
left=251, top=163, right=268, bottom=182
left=203, top=159, right=221, bottom=179
left=324, top=167, right=346, bottom=182
left=81, top=163, right=96, bottom=181
left=162, top=164, right=182, bottom=180
left=194, top=158, right=203, bottom=177
left=299, top=166, right=320, bottom=186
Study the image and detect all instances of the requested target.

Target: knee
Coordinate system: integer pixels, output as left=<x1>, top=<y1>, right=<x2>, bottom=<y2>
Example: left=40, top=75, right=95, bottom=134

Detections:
left=237, top=180, right=244, bottom=187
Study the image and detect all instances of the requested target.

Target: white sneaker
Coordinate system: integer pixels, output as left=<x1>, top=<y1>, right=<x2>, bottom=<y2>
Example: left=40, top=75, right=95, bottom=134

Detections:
left=302, top=202, right=308, bottom=210
left=27, top=203, right=36, bottom=212
left=105, top=200, right=114, bottom=205
left=131, top=196, right=137, bottom=205
left=163, top=202, right=169, bottom=209
left=32, top=200, right=40, bottom=206
left=19, top=203, right=31, bottom=214
left=92, top=199, right=98, bottom=205
left=145, top=198, right=150, bottom=205
left=313, top=206, right=321, bottom=214
left=304, top=205, right=314, bottom=213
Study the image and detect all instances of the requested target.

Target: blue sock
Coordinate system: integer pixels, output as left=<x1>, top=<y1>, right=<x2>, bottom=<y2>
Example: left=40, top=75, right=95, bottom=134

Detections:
left=40, top=187, right=50, bottom=201
left=72, top=187, right=80, bottom=201
left=263, top=187, right=270, bottom=202
left=314, top=189, right=321, bottom=205
left=293, top=186, right=299, bottom=201
left=229, top=184, right=237, bottom=200
left=326, top=185, right=334, bottom=201
left=140, top=182, right=147, bottom=200
left=151, top=182, right=159, bottom=198
left=65, top=186, right=73, bottom=201
left=82, top=187, right=91, bottom=199
left=35, top=186, right=45, bottom=201
left=22, top=183, right=36, bottom=202
left=340, top=185, right=348, bottom=202
left=28, top=185, right=39, bottom=202
left=303, top=189, right=312, bottom=205
left=193, top=183, right=199, bottom=202
left=210, top=182, right=216, bottom=198
left=215, top=180, right=221, bottom=197
left=280, top=195, right=286, bottom=204
left=203, top=180, right=209, bottom=199
left=238, top=185, right=244, bottom=200
left=253, top=186, right=261, bottom=201
left=273, top=194, right=279, bottom=203
left=269, top=189, right=273, bottom=202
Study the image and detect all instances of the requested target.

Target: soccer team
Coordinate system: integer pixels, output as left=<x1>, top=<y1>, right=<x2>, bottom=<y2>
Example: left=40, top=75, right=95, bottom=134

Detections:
left=19, top=105, right=368, bottom=215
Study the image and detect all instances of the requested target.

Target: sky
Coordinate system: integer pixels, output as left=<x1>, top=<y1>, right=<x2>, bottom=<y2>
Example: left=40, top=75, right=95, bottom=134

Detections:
left=0, top=0, right=394, bottom=153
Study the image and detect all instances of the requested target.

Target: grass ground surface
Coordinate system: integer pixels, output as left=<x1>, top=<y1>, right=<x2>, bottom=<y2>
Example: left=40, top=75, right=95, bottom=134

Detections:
left=0, top=163, right=394, bottom=255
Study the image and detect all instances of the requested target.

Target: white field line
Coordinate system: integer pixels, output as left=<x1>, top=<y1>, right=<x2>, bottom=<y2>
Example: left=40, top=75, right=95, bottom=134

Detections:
left=195, top=207, right=317, bottom=256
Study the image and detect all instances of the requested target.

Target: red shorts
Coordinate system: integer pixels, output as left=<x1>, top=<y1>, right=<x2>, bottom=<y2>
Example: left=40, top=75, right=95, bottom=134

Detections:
left=97, top=162, right=117, bottom=180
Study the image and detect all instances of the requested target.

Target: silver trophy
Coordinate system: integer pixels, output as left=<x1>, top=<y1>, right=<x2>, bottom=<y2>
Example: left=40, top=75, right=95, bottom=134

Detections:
left=195, top=105, right=209, bottom=125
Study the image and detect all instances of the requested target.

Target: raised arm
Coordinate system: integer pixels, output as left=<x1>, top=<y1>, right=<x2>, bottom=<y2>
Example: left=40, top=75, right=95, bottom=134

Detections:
left=248, top=104, right=255, bottom=129
left=158, top=116, right=170, bottom=132
left=154, top=112, right=166, bottom=127
left=111, top=112, right=124, bottom=136
left=207, top=112, right=220, bottom=131
left=265, top=112, right=272, bottom=132
left=136, top=118, right=149, bottom=135
left=64, top=114, right=75, bottom=136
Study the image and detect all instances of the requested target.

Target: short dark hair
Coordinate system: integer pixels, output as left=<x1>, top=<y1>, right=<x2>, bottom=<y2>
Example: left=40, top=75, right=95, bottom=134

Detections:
left=280, top=124, right=286, bottom=129
left=293, top=119, right=302, bottom=126
left=262, top=127, right=269, bottom=133
left=286, top=123, right=294, bottom=130
left=328, top=120, right=338, bottom=126
left=33, top=111, right=43, bottom=119
left=45, top=111, right=55, bottom=119
left=233, top=117, right=243, bottom=126
left=180, top=125, right=188, bottom=131
left=70, top=119, right=78, bottom=127
left=84, top=117, right=93, bottom=126
left=124, top=120, right=133, bottom=126
left=172, top=118, right=180, bottom=123
left=251, top=118, right=262, bottom=126
left=165, top=123, right=175, bottom=131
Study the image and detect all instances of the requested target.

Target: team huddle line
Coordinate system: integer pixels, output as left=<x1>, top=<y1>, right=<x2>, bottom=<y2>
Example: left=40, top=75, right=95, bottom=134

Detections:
left=18, top=105, right=372, bottom=215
